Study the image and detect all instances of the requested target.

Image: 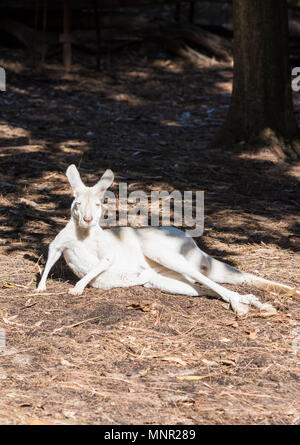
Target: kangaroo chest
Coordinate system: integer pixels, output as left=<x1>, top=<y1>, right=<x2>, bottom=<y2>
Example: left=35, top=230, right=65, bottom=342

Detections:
left=62, top=235, right=151, bottom=288
left=63, top=238, right=102, bottom=279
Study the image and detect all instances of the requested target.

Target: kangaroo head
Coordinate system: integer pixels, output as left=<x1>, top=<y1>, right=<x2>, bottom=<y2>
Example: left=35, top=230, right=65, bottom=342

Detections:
left=66, top=164, right=114, bottom=229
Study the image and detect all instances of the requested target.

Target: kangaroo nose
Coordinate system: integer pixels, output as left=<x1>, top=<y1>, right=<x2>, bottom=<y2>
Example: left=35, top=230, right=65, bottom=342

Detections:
left=83, top=216, right=93, bottom=223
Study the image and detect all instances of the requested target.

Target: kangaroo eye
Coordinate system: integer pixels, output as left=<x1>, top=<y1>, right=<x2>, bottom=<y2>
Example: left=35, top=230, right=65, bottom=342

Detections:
left=96, top=203, right=101, bottom=207
left=75, top=202, right=81, bottom=206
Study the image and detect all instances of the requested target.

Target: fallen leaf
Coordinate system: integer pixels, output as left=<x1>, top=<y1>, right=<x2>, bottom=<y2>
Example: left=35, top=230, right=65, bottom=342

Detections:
left=63, top=410, right=76, bottom=419
left=161, top=356, right=187, bottom=366
left=23, top=298, right=38, bottom=309
left=6, top=314, right=18, bottom=321
left=202, top=359, right=218, bottom=367
left=60, top=358, right=74, bottom=367
left=158, top=140, right=168, bottom=146
left=2, top=314, right=25, bottom=326
left=220, top=359, right=236, bottom=367
left=285, top=288, right=300, bottom=298
left=176, top=373, right=216, bottom=381
left=126, top=303, right=150, bottom=312
left=219, top=338, right=231, bottom=343
left=224, top=320, right=239, bottom=328
left=1, top=281, right=28, bottom=289
left=249, top=330, right=257, bottom=339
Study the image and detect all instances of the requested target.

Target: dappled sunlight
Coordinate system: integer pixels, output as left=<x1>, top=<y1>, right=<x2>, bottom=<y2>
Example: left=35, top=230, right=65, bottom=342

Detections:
left=286, top=163, right=300, bottom=181
left=8, top=85, right=29, bottom=95
left=57, top=140, right=89, bottom=154
left=110, top=92, right=147, bottom=106
left=0, top=58, right=25, bottom=74
left=0, top=122, right=29, bottom=142
left=126, top=70, right=150, bottom=79
left=0, top=41, right=299, bottom=288
left=159, top=118, right=182, bottom=127
left=215, top=80, right=232, bottom=94
left=152, top=58, right=184, bottom=74
left=0, top=3, right=300, bottom=425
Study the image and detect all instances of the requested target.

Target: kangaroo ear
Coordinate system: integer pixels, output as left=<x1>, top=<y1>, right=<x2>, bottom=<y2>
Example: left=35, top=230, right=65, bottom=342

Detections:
left=93, top=169, right=114, bottom=197
left=66, top=164, right=85, bottom=196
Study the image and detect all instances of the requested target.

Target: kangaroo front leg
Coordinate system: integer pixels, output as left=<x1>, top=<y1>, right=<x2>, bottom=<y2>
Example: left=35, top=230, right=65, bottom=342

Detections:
left=68, top=257, right=112, bottom=296
left=37, top=244, right=62, bottom=291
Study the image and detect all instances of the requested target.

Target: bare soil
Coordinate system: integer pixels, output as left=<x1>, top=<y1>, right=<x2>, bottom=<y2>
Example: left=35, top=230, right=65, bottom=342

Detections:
left=0, top=39, right=299, bottom=424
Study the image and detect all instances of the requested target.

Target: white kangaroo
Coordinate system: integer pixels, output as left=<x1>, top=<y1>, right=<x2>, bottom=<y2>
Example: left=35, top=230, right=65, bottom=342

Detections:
left=37, top=165, right=299, bottom=316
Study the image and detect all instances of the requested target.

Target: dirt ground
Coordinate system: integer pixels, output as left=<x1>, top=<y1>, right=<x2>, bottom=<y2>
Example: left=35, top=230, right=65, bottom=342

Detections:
left=0, top=30, right=300, bottom=425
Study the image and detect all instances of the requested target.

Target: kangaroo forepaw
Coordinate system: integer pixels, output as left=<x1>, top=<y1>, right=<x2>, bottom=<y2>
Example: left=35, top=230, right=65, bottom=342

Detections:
left=68, top=286, right=84, bottom=296
left=36, top=284, right=46, bottom=292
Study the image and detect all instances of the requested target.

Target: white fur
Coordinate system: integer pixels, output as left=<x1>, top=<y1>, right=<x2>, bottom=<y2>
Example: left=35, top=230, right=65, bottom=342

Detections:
left=37, top=165, right=299, bottom=316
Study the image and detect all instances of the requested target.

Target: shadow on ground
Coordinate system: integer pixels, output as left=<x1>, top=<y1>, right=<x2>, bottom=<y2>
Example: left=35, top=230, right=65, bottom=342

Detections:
left=0, top=41, right=299, bottom=286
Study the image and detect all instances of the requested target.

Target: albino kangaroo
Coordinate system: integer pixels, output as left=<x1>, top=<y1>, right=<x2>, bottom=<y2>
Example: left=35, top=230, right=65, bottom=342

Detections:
left=37, top=165, right=299, bottom=316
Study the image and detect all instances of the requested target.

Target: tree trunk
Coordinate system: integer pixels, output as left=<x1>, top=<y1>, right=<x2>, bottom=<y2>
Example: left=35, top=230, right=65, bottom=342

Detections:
left=211, top=0, right=300, bottom=159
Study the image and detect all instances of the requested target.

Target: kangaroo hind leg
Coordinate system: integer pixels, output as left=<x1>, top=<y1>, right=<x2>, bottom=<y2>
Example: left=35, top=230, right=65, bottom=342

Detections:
left=143, top=249, right=276, bottom=316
